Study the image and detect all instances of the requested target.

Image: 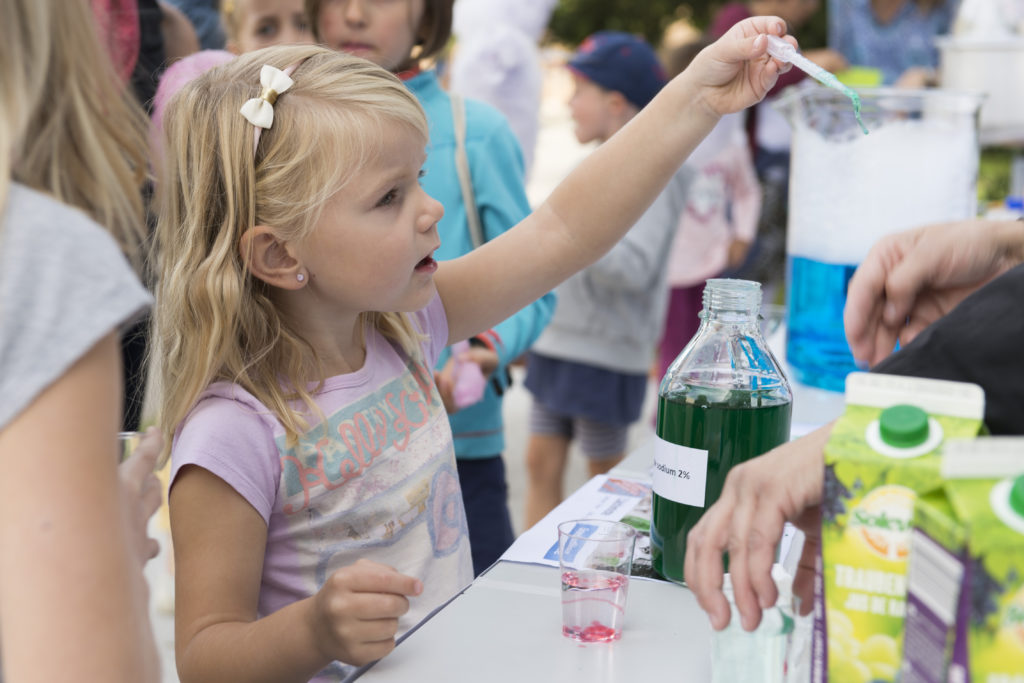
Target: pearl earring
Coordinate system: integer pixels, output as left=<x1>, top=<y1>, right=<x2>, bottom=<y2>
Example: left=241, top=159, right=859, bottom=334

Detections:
left=297, top=273, right=305, bottom=283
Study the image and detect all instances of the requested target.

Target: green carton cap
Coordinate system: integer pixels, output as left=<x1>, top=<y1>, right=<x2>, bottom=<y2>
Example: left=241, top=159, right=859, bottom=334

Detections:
left=879, top=404, right=929, bottom=448
left=1011, top=475, right=1024, bottom=518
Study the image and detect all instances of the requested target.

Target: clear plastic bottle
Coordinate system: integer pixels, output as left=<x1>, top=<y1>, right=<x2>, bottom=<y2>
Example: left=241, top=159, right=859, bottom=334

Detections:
left=651, top=279, right=793, bottom=583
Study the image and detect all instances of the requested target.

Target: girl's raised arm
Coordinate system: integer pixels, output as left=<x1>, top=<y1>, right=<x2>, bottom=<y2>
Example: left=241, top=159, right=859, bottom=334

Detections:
left=436, top=16, right=789, bottom=345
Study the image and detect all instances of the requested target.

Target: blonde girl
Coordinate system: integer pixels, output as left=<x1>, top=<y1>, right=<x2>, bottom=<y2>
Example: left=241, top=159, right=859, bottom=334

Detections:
left=306, top=0, right=556, bottom=575
left=0, top=0, right=161, bottom=679
left=158, top=18, right=791, bottom=682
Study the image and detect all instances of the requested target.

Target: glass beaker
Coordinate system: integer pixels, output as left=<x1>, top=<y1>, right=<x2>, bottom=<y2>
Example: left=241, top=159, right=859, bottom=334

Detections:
left=775, top=86, right=983, bottom=392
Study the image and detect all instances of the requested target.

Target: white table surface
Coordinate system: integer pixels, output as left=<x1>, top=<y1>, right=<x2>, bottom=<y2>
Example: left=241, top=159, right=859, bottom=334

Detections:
left=356, top=445, right=718, bottom=682
left=357, top=340, right=845, bottom=682
left=357, top=560, right=713, bottom=682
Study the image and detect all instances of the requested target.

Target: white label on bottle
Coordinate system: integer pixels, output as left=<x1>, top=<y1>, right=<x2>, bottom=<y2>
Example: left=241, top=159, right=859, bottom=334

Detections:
left=651, top=436, right=708, bottom=507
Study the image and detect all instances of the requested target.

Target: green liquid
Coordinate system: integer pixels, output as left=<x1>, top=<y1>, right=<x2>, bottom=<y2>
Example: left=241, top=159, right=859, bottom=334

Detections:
left=814, top=71, right=869, bottom=135
left=651, top=392, right=792, bottom=583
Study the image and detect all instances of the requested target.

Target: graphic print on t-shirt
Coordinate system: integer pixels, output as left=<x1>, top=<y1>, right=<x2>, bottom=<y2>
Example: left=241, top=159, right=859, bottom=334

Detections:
left=276, top=355, right=468, bottom=575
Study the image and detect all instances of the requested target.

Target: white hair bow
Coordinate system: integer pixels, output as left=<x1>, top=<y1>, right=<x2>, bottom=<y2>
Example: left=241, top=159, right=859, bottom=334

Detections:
left=239, top=64, right=296, bottom=130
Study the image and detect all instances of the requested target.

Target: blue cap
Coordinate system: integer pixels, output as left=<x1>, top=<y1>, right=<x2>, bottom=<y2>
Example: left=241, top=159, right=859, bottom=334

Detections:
left=568, top=31, right=667, bottom=110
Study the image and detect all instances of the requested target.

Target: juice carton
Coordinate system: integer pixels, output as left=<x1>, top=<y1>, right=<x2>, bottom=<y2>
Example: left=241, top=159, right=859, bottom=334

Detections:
left=903, top=489, right=967, bottom=682
left=903, top=437, right=1024, bottom=683
left=813, top=373, right=985, bottom=683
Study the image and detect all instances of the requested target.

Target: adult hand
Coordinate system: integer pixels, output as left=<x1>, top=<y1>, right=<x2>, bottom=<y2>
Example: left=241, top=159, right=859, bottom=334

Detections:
left=311, top=559, right=423, bottom=667
left=118, top=426, right=163, bottom=565
left=688, top=16, right=792, bottom=118
left=845, top=219, right=1024, bottom=366
left=685, top=424, right=831, bottom=631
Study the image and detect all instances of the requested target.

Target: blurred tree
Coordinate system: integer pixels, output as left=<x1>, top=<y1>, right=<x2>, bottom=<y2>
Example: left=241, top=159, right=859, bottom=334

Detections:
left=547, top=0, right=713, bottom=46
left=547, top=1, right=828, bottom=49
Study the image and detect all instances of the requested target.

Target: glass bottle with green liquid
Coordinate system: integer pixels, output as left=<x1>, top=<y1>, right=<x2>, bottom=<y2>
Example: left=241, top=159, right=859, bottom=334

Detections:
left=651, top=279, right=792, bottom=583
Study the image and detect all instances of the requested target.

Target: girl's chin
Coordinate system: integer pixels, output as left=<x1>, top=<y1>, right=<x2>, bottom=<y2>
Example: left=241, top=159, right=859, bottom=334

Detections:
left=398, top=281, right=438, bottom=313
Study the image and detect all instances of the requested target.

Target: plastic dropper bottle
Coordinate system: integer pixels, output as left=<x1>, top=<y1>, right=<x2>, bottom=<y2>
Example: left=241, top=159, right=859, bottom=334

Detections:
left=764, top=34, right=868, bottom=135
left=650, top=279, right=792, bottom=583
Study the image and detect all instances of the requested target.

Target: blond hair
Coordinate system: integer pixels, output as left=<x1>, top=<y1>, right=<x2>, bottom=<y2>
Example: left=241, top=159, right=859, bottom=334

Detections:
left=154, top=44, right=429, bottom=457
left=0, top=0, right=149, bottom=266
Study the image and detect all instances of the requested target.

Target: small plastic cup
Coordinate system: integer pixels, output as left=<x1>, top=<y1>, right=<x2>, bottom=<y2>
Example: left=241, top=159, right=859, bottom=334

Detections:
left=710, top=577, right=804, bottom=683
left=118, top=431, right=141, bottom=463
left=557, top=519, right=637, bottom=643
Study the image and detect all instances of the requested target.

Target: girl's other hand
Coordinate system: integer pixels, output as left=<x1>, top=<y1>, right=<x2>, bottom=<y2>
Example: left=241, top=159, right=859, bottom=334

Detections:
left=311, top=559, right=424, bottom=667
left=118, top=426, right=164, bottom=566
left=434, top=344, right=497, bottom=414
left=687, top=16, right=790, bottom=118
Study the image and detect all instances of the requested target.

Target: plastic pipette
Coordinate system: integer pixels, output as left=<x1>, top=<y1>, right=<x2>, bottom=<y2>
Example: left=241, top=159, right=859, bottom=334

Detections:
left=765, top=34, right=868, bottom=135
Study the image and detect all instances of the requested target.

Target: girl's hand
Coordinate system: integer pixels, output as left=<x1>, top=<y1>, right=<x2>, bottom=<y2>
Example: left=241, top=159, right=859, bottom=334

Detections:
left=687, top=16, right=791, bottom=118
left=310, top=559, right=424, bottom=667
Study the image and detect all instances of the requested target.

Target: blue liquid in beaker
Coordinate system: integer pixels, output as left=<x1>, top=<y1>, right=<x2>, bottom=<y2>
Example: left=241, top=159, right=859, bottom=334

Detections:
left=785, top=255, right=859, bottom=392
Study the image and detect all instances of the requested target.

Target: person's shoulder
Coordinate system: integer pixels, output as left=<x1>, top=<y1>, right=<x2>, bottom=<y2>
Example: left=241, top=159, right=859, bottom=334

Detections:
left=193, top=381, right=272, bottom=416
left=178, top=381, right=282, bottom=445
left=462, top=96, right=518, bottom=139
left=7, top=183, right=99, bottom=231
left=461, top=96, right=524, bottom=165
left=4, top=183, right=124, bottom=260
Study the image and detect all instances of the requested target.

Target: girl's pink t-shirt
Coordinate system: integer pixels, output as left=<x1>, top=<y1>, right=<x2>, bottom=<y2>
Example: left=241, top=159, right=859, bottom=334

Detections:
left=171, top=294, right=472, bottom=681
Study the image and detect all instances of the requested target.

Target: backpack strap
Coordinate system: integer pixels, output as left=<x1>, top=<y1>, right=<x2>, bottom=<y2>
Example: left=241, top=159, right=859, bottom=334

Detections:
left=451, top=93, right=485, bottom=249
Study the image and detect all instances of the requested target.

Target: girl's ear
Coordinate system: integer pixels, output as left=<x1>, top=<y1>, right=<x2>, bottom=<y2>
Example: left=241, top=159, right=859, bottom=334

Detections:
left=239, top=225, right=305, bottom=289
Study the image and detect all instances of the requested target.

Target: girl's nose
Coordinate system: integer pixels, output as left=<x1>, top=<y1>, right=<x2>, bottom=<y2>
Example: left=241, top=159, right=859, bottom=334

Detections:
left=419, top=193, right=444, bottom=231
left=344, top=0, right=368, bottom=25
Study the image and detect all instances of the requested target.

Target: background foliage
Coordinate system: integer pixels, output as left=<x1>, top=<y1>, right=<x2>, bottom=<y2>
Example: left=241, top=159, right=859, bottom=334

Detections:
left=548, top=0, right=713, bottom=46
left=546, top=0, right=828, bottom=50
left=544, top=1, right=1014, bottom=201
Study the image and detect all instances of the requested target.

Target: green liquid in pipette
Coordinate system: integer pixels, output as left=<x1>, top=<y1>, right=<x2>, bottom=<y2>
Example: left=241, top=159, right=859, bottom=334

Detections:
left=812, top=70, right=868, bottom=135
left=785, top=49, right=869, bottom=135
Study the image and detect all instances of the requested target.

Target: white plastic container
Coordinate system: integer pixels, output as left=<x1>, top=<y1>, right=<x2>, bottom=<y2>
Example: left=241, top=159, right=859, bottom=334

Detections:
left=937, top=36, right=1024, bottom=144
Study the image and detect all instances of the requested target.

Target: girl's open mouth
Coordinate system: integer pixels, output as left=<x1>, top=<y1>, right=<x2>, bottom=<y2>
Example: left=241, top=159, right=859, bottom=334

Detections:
left=342, top=43, right=374, bottom=54
left=415, top=256, right=437, bottom=273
